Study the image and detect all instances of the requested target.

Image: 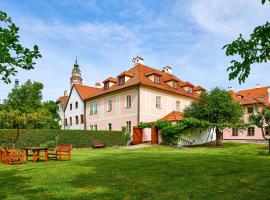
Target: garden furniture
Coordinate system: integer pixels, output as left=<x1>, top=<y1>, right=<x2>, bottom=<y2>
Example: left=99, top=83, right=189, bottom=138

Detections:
left=24, top=147, right=49, bottom=162
left=48, top=144, right=72, bottom=160
left=91, top=141, right=105, bottom=148
left=1, top=146, right=25, bottom=165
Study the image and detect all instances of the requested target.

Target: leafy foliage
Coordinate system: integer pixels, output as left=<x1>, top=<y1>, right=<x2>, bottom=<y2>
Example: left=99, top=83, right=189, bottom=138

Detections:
left=0, top=129, right=126, bottom=148
left=223, top=1, right=270, bottom=84
left=249, top=105, right=270, bottom=153
left=0, top=11, right=41, bottom=83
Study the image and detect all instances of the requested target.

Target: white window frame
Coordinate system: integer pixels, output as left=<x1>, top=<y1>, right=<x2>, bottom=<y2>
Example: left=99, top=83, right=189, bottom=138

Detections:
left=126, top=121, right=131, bottom=133
left=90, top=103, right=98, bottom=115
left=107, top=99, right=112, bottom=112
left=176, top=100, right=181, bottom=111
left=156, top=96, right=161, bottom=109
left=126, top=95, right=131, bottom=108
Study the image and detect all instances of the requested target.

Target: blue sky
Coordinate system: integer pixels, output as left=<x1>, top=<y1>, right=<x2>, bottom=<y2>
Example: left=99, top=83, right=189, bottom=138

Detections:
left=0, top=0, right=270, bottom=102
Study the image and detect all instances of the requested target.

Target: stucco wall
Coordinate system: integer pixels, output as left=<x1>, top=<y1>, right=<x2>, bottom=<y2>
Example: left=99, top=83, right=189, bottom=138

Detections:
left=65, top=87, right=85, bottom=130
left=85, top=88, right=138, bottom=133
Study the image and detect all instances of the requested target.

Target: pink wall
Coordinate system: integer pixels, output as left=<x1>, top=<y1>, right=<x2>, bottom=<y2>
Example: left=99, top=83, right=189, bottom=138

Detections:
left=223, top=105, right=265, bottom=140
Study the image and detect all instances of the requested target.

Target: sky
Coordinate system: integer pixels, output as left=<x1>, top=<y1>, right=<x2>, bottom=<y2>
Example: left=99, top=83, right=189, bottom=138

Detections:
left=0, top=0, right=270, bottom=102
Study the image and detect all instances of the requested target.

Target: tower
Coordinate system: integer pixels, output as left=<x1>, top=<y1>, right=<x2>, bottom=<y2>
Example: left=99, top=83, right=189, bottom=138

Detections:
left=70, top=57, right=83, bottom=89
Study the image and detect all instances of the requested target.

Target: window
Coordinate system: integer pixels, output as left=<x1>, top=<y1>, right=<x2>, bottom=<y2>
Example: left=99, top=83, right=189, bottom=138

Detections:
left=70, top=103, right=72, bottom=110
left=172, top=81, right=177, bottom=89
left=232, top=128, right=239, bottom=136
left=69, top=117, right=72, bottom=126
left=156, top=96, right=161, bottom=109
left=187, top=87, right=192, bottom=93
left=75, top=101, right=78, bottom=109
left=80, top=114, right=84, bottom=124
left=119, top=77, right=125, bottom=85
left=108, top=123, right=112, bottom=131
left=176, top=100, right=181, bottom=111
left=75, top=116, right=79, bottom=124
left=247, top=107, right=254, bottom=114
left=248, top=127, right=255, bottom=136
left=126, top=121, right=131, bottom=133
left=90, top=124, right=97, bottom=131
left=90, top=103, right=98, bottom=115
left=64, top=118, right=67, bottom=126
left=107, top=99, right=112, bottom=112
left=126, top=95, right=131, bottom=108
left=104, top=82, right=109, bottom=90
left=154, top=75, right=160, bottom=84
left=265, top=126, right=270, bottom=135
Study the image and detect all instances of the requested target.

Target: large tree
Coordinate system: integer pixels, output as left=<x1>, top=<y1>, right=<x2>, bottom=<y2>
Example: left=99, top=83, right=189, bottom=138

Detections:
left=184, top=88, right=243, bottom=146
left=0, top=11, right=41, bottom=84
left=249, top=106, right=270, bottom=154
left=223, top=0, right=270, bottom=84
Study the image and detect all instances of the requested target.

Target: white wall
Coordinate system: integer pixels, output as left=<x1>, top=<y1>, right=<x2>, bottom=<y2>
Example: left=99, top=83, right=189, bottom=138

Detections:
left=65, top=87, right=85, bottom=130
left=180, top=128, right=216, bottom=145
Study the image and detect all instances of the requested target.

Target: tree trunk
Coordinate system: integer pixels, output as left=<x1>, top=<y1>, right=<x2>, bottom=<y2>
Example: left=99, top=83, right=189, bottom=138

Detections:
left=216, top=128, right=223, bottom=146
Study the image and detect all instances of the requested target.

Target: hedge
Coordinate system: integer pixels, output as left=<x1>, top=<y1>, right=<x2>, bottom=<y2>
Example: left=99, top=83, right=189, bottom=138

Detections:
left=0, top=129, right=127, bottom=148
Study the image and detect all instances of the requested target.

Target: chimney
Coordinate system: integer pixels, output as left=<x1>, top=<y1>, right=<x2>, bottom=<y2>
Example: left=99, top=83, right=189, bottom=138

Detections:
left=132, top=56, right=144, bottom=65
left=15, top=79, right=19, bottom=87
left=95, top=82, right=102, bottom=88
left=227, top=86, right=233, bottom=91
left=64, top=90, right=67, bottom=96
left=162, top=66, right=173, bottom=74
left=256, top=83, right=260, bottom=88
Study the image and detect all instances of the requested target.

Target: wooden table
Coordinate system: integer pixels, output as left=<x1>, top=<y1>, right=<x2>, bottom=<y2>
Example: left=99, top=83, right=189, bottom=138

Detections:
left=24, top=147, right=49, bottom=162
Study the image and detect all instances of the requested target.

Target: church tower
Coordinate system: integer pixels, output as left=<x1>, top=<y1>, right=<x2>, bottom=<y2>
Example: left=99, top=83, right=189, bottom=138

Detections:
left=70, top=57, right=83, bottom=89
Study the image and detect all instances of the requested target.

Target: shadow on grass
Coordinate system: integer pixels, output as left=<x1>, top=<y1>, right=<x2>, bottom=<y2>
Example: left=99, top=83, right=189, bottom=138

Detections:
left=64, top=151, right=270, bottom=200
left=0, top=168, right=45, bottom=200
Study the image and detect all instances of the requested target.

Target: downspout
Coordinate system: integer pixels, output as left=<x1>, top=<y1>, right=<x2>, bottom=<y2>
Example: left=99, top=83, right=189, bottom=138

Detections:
left=84, top=101, right=86, bottom=130
left=63, top=108, right=66, bottom=130
left=137, top=84, right=140, bottom=125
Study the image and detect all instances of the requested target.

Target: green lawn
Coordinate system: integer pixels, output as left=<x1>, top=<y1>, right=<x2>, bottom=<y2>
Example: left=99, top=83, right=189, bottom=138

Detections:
left=1, top=143, right=270, bottom=200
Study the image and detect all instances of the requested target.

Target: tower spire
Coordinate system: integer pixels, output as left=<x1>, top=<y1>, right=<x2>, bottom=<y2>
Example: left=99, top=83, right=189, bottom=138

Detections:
left=70, top=57, right=82, bottom=89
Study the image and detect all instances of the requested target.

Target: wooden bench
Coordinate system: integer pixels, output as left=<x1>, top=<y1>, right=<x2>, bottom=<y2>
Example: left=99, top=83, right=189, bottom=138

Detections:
left=1, top=146, right=25, bottom=165
left=91, top=141, right=105, bottom=148
left=48, top=144, right=72, bottom=160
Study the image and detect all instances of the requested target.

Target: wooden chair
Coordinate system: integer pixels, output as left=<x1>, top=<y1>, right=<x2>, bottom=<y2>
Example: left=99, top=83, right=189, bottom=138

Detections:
left=1, top=146, right=25, bottom=165
left=48, top=144, right=72, bottom=160
left=91, top=141, right=105, bottom=148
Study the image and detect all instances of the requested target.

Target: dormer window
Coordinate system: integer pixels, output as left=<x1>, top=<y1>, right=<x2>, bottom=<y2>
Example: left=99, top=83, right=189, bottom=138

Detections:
left=103, top=77, right=117, bottom=89
left=172, top=81, right=177, bottom=89
left=187, top=86, right=192, bottom=93
left=154, top=76, right=160, bottom=84
left=119, top=77, right=125, bottom=85
left=104, top=82, right=109, bottom=90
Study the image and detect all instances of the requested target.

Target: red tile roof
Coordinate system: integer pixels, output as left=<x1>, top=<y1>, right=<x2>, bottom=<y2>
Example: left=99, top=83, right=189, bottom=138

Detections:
left=85, top=63, right=204, bottom=100
left=117, top=71, right=133, bottom=77
left=193, top=86, right=206, bottom=91
left=74, top=84, right=100, bottom=100
left=103, top=77, right=117, bottom=83
left=229, top=86, right=270, bottom=106
left=179, top=81, right=194, bottom=87
left=161, top=111, right=184, bottom=121
left=57, top=96, right=68, bottom=108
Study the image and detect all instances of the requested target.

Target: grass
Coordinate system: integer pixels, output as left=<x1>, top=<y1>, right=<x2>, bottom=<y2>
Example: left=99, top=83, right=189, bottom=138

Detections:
left=1, top=143, right=270, bottom=200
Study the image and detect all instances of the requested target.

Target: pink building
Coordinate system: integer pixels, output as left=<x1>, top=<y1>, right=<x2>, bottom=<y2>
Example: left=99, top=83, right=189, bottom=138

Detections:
left=83, top=56, right=205, bottom=142
left=223, top=86, right=270, bottom=141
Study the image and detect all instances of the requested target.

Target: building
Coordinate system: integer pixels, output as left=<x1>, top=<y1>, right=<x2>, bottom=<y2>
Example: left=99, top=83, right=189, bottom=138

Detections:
left=56, top=90, right=68, bottom=129
left=223, top=85, right=270, bottom=141
left=84, top=56, right=205, bottom=142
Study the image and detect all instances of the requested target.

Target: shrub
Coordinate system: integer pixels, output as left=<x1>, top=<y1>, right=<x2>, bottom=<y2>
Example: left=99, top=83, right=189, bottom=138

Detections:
left=0, top=129, right=126, bottom=148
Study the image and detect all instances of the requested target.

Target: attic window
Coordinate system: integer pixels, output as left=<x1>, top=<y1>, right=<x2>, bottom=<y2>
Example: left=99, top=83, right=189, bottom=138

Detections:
left=104, top=82, right=109, bottom=90
left=187, top=86, right=192, bottom=93
left=154, top=75, right=160, bottom=84
left=172, top=81, right=177, bottom=89
left=119, top=77, right=125, bottom=85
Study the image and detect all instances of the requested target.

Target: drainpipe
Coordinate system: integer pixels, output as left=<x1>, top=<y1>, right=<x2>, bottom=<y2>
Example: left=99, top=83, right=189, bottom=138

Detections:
left=137, top=84, right=140, bottom=126
left=84, top=101, right=86, bottom=130
left=63, top=108, right=66, bottom=130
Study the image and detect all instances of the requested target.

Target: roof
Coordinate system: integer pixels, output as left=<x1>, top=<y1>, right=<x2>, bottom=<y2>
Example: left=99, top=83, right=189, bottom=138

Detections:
left=103, top=77, right=117, bottom=83
left=57, top=96, right=68, bottom=108
left=74, top=84, right=101, bottom=100
left=229, top=86, right=270, bottom=106
left=85, top=63, right=203, bottom=100
left=117, top=71, right=133, bottom=78
left=161, top=111, right=184, bottom=121
left=179, top=81, right=194, bottom=87
left=193, top=86, right=206, bottom=91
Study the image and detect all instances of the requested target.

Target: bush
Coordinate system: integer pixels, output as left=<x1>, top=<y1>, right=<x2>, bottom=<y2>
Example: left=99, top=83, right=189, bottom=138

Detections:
left=0, top=129, right=126, bottom=148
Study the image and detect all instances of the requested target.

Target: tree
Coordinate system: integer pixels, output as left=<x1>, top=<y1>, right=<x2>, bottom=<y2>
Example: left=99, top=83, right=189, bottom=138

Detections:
left=184, top=88, right=244, bottom=146
left=0, top=11, right=41, bottom=84
left=249, top=106, right=270, bottom=154
left=223, top=1, right=270, bottom=84
left=0, top=109, right=45, bottom=148
left=3, top=80, right=43, bottom=113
